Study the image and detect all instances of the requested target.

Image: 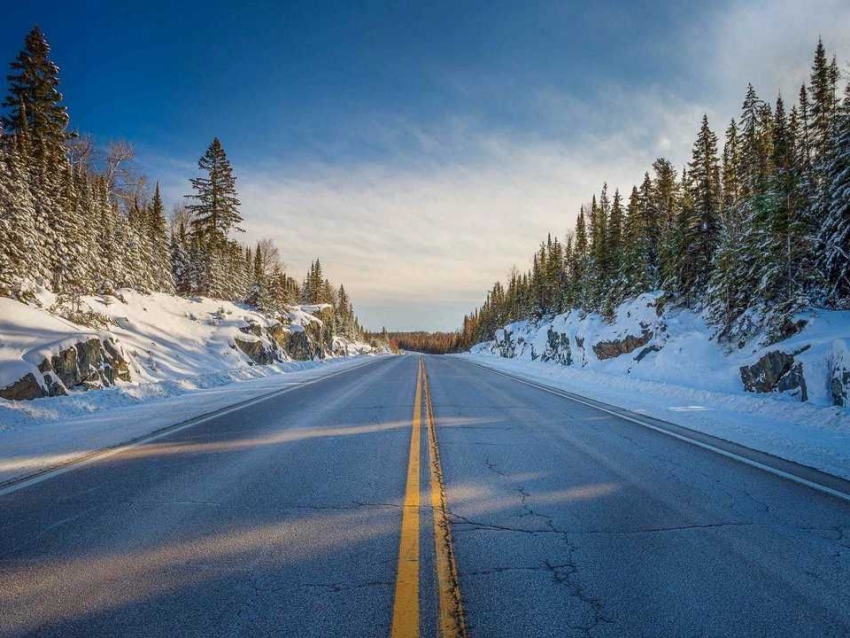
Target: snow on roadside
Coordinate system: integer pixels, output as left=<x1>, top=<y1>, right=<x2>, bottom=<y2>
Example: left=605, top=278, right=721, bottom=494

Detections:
left=461, top=353, right=850, bottom=481
left=0, top=356, right=379, bottom=485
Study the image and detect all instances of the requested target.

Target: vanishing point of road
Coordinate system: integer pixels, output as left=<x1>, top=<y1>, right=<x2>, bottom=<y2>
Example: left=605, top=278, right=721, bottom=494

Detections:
left=1, top=355, right=848, bottom=637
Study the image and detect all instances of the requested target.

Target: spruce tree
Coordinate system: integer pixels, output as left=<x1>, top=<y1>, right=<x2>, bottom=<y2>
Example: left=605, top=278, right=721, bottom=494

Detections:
left=0, top=136, right=42, bottom=287
left=687, top=115, right=721, bottom=296
left=572, top=208, right=588, bottom=307
left=809, top=38, right=835, bottom=164
left=186, top=138, right=243, bottom=245
left=606, top=188, right=624, bottom=306
left=652, top=158, right=679, bottom=288
left=170, top=221, right=191, bottom=294
left=1, top=26, right=69, bottom=160
left=819, top=83, right=850, bottom=306
left=148, top=183, right=174, bottom=293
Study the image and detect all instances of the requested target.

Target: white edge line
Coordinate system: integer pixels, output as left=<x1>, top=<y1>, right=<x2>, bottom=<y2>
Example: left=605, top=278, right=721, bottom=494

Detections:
left=0, top=357, right=384, bottom=498
left=468, top=360, right=850, bottom=506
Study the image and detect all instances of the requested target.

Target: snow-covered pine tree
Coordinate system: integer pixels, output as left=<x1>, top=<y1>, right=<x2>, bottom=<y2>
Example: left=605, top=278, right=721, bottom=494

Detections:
left=652, top=158, right=679, bottom=290
left=0, top=132, right=43, bottom=289
left=687, top=115, right=721, bottom=298
left=708, top=119, right=748, bottom=330
left=1, top=27, right=70, bottom=163
left=184, top=138, right=243, bottom=298
left=819, top=82, right=850, bottom=307
left=757, top=93, right=801, bottom=311
left=57, top=162, right=88, bottom=292
left=603, top=188, right=624, bottom=311
left=622, top=186, right=648, bottom=297
left=638, top=172, right=661, bottom=288
left=148, top=183, right=175, bottom=293
left=170, top=221, right=191, bottom=295
left=809, top=39, right=835, bottom=166
left=671, top=168, right=698, bottom=305
left=566, top=212, right=585, bottom=309
left=94, top=177, right=120, bottom=291
left=75, top=169, right=102, bottom=289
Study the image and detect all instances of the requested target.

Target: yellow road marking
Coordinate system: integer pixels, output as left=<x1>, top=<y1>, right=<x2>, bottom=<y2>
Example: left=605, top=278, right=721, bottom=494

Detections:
left=390, top=358, right=423, bottom=638
left=422, top=358, right=468, bottom=638
left=391, top=357, right=467, bottom=638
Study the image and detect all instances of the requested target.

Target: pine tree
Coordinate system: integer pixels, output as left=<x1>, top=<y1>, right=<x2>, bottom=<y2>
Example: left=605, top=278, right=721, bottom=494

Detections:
left=652, top=158, right=679, bottom=288
left=639, top=172, right=661, bottom=287
left=1, top=26, right=70, bottom=161
left=687, top=115, right=721, bottom=296
left=809, top=38, right=835, bottom=164
left=797, top=85, right=813, bottom=175
left=721, top=119, right=741, bottom=222
left=819, top=82, right=850, bottom=306
left=0, top=136, right=42, bottom=287
left=759, top=93, right=799, bottom=309
left=148, top=183, right=174, bottom=293
left=606, top=188, right=624, bottom=306
left=186, top=138, right=243, bottom=246
left=739, top=84, right=767, bottom=196
left=572, top=207, right=588, bottom=307
left=672, top=169, right=699, bottom=303
left=170, top=221, right=191, bottom=294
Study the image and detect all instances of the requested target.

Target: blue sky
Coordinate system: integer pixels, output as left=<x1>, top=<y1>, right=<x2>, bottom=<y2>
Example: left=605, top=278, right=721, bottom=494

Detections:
left=1, top=1, right=849, bottom=329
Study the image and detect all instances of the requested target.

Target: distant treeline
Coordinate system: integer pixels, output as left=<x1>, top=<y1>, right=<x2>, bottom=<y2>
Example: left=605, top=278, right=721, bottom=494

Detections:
left=384, top=331, right=463, bottom=354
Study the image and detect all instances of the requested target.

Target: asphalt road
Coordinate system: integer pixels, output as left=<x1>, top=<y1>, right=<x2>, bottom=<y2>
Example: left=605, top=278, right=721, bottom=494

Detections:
left=1, top=354, right=849, bottom=637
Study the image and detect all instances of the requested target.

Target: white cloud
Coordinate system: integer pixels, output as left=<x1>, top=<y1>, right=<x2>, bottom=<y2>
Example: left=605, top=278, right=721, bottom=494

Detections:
left=235, top=113, right=686, bottom=330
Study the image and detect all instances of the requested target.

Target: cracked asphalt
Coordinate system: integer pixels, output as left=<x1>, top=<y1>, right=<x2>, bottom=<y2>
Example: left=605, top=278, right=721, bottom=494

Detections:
left=425, top=356, right=850, bottom=637
left=1, top=354, right=849, bottom=637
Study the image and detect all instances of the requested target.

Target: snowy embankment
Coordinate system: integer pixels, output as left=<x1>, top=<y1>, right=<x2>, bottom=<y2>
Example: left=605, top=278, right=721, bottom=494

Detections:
left=0, top=287, right=383, bottom=482
left=465, top=293, right=850, bottom=480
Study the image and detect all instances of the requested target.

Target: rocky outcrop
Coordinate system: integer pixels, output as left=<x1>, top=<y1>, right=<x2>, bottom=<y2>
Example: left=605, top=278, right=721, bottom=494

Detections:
left=287, top=330, right=324, bottom=360
left=38, top=337, right=130, bottom=391
left=267, top=322, right=289, bottom=347
left=830, top=340, right=850, bottom=407
left=541, top=327, right=572, bottom=366
left=238, top=321, right=264, bottom=338
left=0, top=373, right=46, bottom=401
left=0, top=337, right=131, bottom=401
left=234, top=337, right=279, bottom=365
left=235, top=319, right=331, bottom=363
left=592, top=329, right=653, bottom=360
left=740, top=350, right=808, bottom=402
left=493, top=328, right=517, bottom=359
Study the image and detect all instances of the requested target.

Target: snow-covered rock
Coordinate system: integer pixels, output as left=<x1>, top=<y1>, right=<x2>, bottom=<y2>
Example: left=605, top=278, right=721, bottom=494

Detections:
left=739, top=349, right=808, bottom=402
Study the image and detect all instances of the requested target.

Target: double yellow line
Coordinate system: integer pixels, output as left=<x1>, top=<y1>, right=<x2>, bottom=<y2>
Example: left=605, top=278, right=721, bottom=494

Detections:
left=391, top=357, right=467, bottom=638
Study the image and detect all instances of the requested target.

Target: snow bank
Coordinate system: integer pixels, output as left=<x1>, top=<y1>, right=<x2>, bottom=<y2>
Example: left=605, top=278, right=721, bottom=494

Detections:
left=0, top=287, right=375, bottom=397
left=474, top=292, right=850, bottom=405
